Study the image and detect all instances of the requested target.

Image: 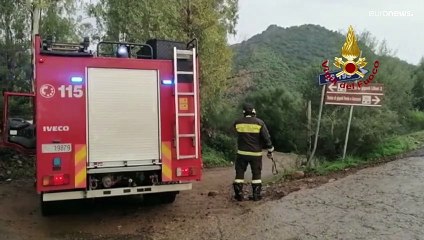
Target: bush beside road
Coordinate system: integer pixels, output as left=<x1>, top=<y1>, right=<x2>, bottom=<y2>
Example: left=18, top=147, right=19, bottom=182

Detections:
left=305, top=130, right=424, bottom=176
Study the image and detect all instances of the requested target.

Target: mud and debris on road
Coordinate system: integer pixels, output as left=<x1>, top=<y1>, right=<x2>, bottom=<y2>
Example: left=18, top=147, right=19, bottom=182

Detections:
left=1, top=150, right=424, bottom=240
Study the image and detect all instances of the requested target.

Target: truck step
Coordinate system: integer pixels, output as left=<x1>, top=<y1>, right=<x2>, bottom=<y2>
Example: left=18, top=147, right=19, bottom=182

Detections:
left=178, top=155, right=196, bottom=159
left=178, top=113, right=195, bottom=117
left=177, top=71, right=193, bottom=75
left=178, top=134, right=195, bottom=138
left=177, top=92, right=195, bottom=96
left=176, top=49, right=194, bottom=55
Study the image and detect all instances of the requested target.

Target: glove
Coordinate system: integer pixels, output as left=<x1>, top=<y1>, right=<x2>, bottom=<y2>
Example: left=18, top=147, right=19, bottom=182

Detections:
left=267, top=146, right=274, bottom=159
left=267, top=151, right=273, bottom=159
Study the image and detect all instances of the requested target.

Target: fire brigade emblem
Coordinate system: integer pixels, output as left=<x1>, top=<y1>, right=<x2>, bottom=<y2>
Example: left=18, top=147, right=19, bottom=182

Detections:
left=40, top=84, right=55, bottom=98
left=333, top=25, right=367, bottom=78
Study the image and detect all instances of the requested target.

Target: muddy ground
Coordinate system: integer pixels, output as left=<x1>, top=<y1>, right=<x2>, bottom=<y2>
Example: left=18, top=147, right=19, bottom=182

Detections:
left=1, top=150, right=424, bottom=240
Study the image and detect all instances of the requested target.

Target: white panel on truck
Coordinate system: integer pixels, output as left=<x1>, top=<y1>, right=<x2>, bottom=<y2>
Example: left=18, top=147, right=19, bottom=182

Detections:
left=87, top=68, right=160, bottom=168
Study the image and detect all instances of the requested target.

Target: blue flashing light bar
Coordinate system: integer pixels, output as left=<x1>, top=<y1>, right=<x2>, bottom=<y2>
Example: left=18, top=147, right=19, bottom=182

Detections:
left=71, top=76, right=83, bottom=83
left=162, top=79, right=173, bottom=85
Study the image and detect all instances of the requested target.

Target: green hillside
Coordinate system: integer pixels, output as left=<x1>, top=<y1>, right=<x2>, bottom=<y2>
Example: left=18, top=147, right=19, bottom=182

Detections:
left=209, top=24, right=422, bottom=161
left=230, top=24, right=413, bottom=91
left=232, top=24, right=348, bottom=90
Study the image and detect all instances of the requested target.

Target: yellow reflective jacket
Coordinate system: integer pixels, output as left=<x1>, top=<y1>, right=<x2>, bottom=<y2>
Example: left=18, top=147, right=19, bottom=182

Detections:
left=233, top=115, right=274, bottom=156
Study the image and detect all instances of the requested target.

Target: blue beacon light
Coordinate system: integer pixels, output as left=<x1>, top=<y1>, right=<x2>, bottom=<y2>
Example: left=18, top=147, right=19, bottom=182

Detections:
left=162, top=79, right=173, bottom=85
left=71, top=76, right=83, bottom=83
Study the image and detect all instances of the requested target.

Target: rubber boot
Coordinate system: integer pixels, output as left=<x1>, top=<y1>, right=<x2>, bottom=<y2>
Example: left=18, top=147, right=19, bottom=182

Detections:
left=233, top=183, right=244, bottom=201
left=251, top=183, right=262, bottom=201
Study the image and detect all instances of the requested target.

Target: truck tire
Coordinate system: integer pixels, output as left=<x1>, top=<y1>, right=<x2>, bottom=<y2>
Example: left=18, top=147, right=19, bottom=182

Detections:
left=40, top=198, right=55, bottom=216
left=143, top=191, right=178, bottom=205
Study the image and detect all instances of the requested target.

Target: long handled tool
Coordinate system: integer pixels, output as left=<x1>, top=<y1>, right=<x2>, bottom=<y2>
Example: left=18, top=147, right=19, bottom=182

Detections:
left=271, top=157, right=279, bottom=175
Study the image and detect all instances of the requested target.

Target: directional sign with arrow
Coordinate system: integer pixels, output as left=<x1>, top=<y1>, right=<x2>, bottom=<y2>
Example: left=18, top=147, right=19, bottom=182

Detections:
left=325, top=93, right=383, bottom=107
left=327, top=83, right=338, bottom=92
left=372, top=96, right=381, bottom=105
left=318, top=68, right=369, bottom=85
left=324, top=82, right=384, bottom=107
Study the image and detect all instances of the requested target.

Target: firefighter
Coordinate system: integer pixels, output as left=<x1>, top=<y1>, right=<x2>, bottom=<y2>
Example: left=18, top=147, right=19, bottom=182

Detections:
left=233, top=103, right=274, bottom=201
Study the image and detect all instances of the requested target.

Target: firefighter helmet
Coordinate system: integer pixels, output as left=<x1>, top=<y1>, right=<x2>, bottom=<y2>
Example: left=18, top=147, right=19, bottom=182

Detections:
left=243, top=103, right=256, bottom=116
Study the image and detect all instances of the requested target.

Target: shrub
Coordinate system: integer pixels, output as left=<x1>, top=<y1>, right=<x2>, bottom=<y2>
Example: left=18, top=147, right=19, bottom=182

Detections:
left=311, top=105, right=402, bottom=159
left=202, top=145, right=232, bottom=167
left=405, top=110, right=424, bottom=131
left=205, top=132, right=236, bottom=161
left=244, top=87, right=307, bottom=153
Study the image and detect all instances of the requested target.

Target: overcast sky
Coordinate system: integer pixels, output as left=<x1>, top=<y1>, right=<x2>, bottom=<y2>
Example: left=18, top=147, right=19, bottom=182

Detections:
left=228, top=0, right=424, bottom=65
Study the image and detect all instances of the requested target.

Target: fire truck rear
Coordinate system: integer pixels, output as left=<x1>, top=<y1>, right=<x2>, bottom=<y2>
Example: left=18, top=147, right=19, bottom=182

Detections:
left=1, top=35, right=203, bottom=215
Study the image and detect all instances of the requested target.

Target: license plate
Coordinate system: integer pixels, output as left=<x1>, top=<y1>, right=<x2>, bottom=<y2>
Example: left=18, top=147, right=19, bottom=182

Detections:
left=42, top=143, right=72, bottom=153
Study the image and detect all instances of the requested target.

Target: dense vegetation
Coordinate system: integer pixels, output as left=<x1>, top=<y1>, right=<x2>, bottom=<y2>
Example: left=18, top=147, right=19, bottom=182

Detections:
left=208, top=24, right=424, bottom=166
left=0, top=0, right=239, bottom=152
left=1, top=1, right=424, bottom=169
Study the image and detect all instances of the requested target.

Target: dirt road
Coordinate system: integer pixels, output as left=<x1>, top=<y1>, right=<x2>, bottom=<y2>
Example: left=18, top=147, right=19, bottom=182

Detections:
left=1, top=150, right=424, bottom=240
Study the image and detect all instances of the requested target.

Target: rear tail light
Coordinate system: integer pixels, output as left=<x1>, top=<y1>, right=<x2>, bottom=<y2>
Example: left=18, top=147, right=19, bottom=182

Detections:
left=176, top=167, right=194, bottom=177
left=42, top=174, right=70, bottom=186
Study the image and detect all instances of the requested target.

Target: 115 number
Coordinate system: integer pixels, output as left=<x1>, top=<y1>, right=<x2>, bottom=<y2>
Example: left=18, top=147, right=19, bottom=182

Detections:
left=58, top=85, right=83, bottom=98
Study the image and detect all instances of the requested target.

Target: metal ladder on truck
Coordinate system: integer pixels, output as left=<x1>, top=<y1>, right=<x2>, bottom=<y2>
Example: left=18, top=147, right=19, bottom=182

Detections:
left=173, top=47, right=199, bottom=160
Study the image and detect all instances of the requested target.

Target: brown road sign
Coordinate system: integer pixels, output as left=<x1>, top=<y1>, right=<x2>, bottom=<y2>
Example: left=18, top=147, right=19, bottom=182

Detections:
left=325, top=92, right=383, bottom=107
left=326, top=82, right=384, bottom=94
left=325, top=82, right=384, bottom=107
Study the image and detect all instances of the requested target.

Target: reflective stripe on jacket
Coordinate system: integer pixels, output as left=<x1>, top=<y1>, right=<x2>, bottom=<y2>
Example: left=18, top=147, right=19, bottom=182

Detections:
left=234, top=115, right=273, bottom=156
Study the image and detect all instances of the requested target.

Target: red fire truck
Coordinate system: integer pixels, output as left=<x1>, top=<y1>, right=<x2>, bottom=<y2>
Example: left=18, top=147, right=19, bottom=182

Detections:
left=1, top=35, right=203, bottom=215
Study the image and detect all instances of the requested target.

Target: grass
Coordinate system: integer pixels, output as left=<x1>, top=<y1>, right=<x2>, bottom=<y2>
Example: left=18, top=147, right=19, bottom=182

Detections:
left=307, top=130, right=424, bottom=175
left=366, top=130, right=424, bottom=159
left=202, top=145, right=233, bottom=168
left=307, top=156, right=366, bottom=175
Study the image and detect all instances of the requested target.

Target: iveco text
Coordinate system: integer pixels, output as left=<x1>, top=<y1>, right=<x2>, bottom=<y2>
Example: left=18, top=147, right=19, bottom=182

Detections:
left=42, top=126, right=70, bottom=132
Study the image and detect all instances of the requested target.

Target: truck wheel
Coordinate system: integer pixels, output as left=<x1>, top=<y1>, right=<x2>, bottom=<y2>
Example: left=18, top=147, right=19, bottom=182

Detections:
left=40, top=200, right=54, bottom=216
left=160, top=192, right=177, bottom=204
left=40, top=194, right=57, bottom=216
left=143, top=192, right=178, bottom=205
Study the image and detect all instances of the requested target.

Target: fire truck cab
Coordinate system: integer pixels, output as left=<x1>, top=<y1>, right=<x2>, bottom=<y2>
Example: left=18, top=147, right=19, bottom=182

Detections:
left=1, top=35, right=203, bottom=215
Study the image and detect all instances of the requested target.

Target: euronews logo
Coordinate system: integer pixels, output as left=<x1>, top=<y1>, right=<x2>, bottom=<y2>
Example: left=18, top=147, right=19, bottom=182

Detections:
left=369, top=10, right=414, bottom=17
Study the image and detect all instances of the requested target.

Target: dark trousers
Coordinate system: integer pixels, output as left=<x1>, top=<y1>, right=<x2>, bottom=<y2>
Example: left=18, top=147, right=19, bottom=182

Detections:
left=235, top=154, right=262, bottom=181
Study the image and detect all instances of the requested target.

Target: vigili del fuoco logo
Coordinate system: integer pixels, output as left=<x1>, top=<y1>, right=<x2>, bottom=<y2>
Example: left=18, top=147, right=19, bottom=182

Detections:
left=321, top=25, right=380, bottom=89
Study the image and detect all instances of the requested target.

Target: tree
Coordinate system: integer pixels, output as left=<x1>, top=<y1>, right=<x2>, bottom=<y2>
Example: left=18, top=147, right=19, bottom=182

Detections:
left=412, top=58, right=424, bottom=110
left=0, top=0, right=31, bottom=92
left=88, top=0, right=239, bottom=137
left=39, top=0, right=83, bottom=42
left=0, top=0, right=83, bottom=118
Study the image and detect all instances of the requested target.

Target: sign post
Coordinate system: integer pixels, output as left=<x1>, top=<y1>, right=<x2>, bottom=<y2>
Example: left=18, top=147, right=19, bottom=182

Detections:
left=308, top=85, right=326, bottom=166
left=344, top=70, right=358, bottom=160
left=318, top=26, right=382, bottom=161
left=343, top=94, right=354, bottom=160
left=324, top=82, right=384, bottom=159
